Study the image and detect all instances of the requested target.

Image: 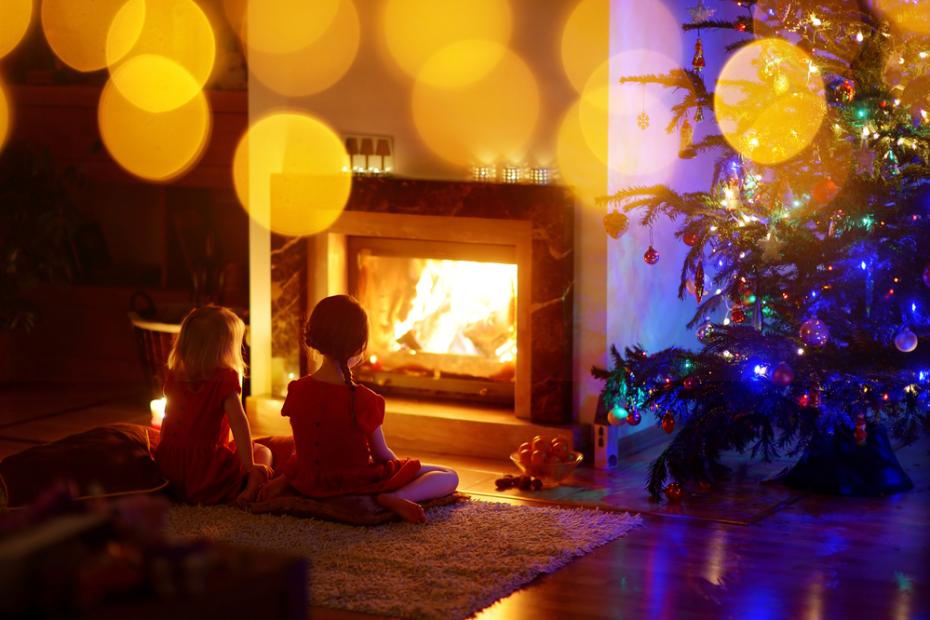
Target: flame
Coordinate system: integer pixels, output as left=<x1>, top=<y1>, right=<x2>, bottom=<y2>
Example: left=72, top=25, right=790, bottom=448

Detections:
left=391, top=259, right=516, bottom=361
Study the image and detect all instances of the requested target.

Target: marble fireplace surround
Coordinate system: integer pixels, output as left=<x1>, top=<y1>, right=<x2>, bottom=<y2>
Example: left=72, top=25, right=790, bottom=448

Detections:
left=264, top=177, right=574, bottom=425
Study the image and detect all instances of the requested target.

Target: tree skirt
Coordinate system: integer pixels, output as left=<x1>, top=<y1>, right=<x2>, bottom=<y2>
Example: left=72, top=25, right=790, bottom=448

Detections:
left=166, top=499, right=642, bottom=619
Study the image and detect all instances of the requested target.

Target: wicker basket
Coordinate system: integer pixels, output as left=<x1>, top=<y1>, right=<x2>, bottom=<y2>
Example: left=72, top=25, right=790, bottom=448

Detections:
left=128, top=312, right=181, bottom=399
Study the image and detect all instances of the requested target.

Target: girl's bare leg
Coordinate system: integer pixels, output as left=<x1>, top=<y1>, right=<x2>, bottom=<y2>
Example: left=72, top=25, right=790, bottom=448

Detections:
left=376, top=464, right=459, bottom=524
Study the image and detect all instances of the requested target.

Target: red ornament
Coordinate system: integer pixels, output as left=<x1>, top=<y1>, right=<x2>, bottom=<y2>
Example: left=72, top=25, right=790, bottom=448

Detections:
left=683, top=231, right=699, bottom=246
left=729, top=307, right=747, bottom=324
left=661, top=412, right=675, bottom=434
left=812, top=178, right=840, bottom=205
left=627, top=408, right=642, bottom=426
left=683, top=376, right=698, bottom=390
left=735, top=20, right=747, bottom=32
left=692, top=37, right=705, bottom=73
left=771, top=362, right=794, bottom=386
left=798, top=393, right=810, bottom=407
left=694, top=261, right=705, bottom=303
left=644, top=245, right=660, bottom=265
left=664, top=482, right=683, bottom=502
left=855, top=427, right=868, bottom=445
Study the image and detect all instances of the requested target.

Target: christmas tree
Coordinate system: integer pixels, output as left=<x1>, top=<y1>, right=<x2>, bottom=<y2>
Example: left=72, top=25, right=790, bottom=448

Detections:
left=594, top=0, right=930, bottom=500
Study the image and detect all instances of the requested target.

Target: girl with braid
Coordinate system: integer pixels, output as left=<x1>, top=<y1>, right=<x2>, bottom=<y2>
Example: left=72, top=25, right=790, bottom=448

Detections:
left=258, top=295, right=458, bottom=523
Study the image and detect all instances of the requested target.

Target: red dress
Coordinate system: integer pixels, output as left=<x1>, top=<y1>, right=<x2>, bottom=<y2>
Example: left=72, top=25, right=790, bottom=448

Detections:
left=155, top=368, right=245, bottom=505
left=281, top=376, right=420, bottom=498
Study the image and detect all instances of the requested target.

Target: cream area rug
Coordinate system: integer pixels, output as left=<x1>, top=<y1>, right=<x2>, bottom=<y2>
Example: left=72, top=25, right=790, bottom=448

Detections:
left=166, top=498, right=642, bottom=619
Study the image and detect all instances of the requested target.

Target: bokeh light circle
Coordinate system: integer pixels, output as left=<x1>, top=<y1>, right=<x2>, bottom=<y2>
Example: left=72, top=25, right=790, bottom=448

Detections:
left=232, top=113, right=352, bottom=238
left=107, top=54, right=201, bottom=113
left=714, top=38, right=826, bottom=165
left=0, top=84, right=10, bottom=153
left=106, top=0, right=216, bottom=107
left=248, top=0, right=359, bottom=97
left=41, top=0, right=134, bottom=72
left=99, top=70, right=211, bottom=182
left=874, top=0, right=930, bottom=34
left=383, top=0, right=511, bottom=86
left=0, top=0, right=32, bottom=58
left=412, top=42, right=538, bottom=166
left=578, top=52, right=680, bottom=177
left=556, top=100, right=606, bottom=205
left=561, top=0, right=609, bottom=93
left=242, top=0, right=339, bottom=54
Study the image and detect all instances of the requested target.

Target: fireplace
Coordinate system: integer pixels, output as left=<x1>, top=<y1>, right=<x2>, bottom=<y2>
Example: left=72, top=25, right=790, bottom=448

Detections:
left=349, top=236, right=518, bottom=405
left=256, top=177, right=574, bottom=425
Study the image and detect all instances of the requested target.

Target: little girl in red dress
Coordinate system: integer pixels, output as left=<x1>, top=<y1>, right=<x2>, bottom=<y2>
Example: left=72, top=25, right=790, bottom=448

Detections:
left=155, top=306, right=272, bottom=505
left=259, top=295, right=458, bottom=523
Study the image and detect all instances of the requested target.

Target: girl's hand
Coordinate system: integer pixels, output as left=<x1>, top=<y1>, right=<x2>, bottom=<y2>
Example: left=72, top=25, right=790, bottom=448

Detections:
left=236, top=464, right=273, bottom=505
left=257, top=475, right=290, bottom=502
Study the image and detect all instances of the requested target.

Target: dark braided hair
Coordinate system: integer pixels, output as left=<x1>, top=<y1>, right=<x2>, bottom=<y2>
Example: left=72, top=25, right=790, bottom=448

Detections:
left=305, top=295, right=368, bottom=426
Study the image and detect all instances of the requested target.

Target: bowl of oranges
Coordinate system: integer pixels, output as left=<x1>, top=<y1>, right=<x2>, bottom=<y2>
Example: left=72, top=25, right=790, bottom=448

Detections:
left=510, top=435, right=583, bottom=487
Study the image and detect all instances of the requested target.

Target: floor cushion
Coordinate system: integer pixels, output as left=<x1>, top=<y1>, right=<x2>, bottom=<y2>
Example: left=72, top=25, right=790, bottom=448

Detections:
left=246, top=491, right=468, bottom=526
left=0, top=423, right=167, bottom=508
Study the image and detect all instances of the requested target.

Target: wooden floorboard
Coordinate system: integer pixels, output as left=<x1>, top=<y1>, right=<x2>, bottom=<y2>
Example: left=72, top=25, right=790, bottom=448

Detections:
left=1, top=385, right=928, bottom=619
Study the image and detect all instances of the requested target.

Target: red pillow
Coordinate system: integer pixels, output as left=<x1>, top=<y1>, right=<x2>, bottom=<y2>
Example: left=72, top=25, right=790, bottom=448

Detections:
left=0, top=424, right=167, bottom=508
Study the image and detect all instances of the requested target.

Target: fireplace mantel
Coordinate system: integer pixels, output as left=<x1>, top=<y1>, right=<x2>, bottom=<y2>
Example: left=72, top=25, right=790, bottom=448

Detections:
left=252, top=177, right=574, bottom=425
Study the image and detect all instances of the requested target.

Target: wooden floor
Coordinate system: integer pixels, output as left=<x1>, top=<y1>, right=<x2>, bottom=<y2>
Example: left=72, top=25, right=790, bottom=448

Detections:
left=1, top=383, right=928, bottom=619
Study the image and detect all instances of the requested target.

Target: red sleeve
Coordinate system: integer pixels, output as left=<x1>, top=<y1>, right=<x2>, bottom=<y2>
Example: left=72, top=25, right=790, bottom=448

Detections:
left=281, top=380, right=299, bottom=418
left=358, top=389, right=385, bottom=435
left=218, top=369, right=242, bottom=399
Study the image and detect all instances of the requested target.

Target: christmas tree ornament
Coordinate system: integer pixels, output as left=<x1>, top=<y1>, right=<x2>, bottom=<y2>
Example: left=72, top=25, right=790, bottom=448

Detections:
left=643, top=245, right=660, bottom=265
left=692, top=37, right=706, bottom=73
left=759, top=233, right=785, bottom=262
left=729, top=307, right=747, bottom=324
left=608, top=404, right=629, bottom=425
left=627, top=407, right=642, bottom=426
left=831, top=78, right=856, bottom=103
left=772, top=362, right=794, bottom=386
left=797, top=393, right=810, bottom=407
left=679, top=118, right=695, bottom=158
left=894, top=327, right=918, bottom=353
left=694, top=261, right=705, bottom=303
left=799, top=318, right=829, bottom=347
left=923, top=264, right=930, bottom=288
left=683, top=230, right=699, bottom=246
left=688, top=0, right=715, bottom=23
left=661, top=412, right=675, bottom=434
left=854, top=414, right=867, bottom=445
left=637, top=111, right=650, bottom=130
left=882, top=149, right=900, bottom=178
left=773, top=72, right=790, bottom=95
left=664, top=482, right=684, bottom=502
left=812, top=178, right=840, bottom=205
left=695, top=105, right=704, bottom=122
left=603, top=211, right=629, bottom=239
left=696, top=322, right=715, bottom=342
left=683, top=376, right=699, bottom=390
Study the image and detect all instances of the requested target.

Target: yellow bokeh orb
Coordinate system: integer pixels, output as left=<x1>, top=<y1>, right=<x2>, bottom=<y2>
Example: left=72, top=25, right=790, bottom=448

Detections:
left=99, top=70, right=211, bottom=182
left=714, top=38, right=826, bottom=165
left=556, top=100, right=606, bottom=206
left=232, top=113, right=352, bottom=238
left=248, top=0, right=359, bottom=97
left=412, top=42, right=539, bottom=166
left=107, top=54, right=201, bottom=113
left=0, top=0, right=32, bottom=58
left=242, top=0, right=339, bottom=55
left=106, top=0, right=215, bottom=110
left=874, top=0, right=930, bottom=34
left=41, top=0, right=135, bottom=72
left=383, top=0, right=511, bottom=87
left=578, top=53, right=681, bottom=178
left=0, top=84, right=10, bottom=153
left=561, top=0, right=609, bottom=93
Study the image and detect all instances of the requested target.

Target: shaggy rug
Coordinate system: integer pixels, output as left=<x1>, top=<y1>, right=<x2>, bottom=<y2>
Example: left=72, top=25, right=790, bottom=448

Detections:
left=165, top=498, right=642, bottom=619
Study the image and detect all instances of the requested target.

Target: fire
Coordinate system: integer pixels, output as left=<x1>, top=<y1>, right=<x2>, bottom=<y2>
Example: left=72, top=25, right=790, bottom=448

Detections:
left=392, top=259, right=516, bottom=359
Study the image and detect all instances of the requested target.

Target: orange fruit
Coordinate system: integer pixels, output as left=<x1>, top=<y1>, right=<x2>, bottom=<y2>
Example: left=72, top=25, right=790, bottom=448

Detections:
left=519, top=441, right=531, bottom=453
left=518, top=447, right=532, bottom=465
left=530, top=449, right=546, bottom=467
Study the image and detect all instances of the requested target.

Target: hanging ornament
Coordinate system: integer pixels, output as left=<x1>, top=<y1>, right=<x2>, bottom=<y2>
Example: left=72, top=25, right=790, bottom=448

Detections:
left=722, top=176, right=742, bottom=210
left=830, top=78, right=856, bottom=103
left=799, top=318, right=829, bottom=347
left=679, top=118, right=695, bottom=158
left=696, top=321, right=715, bottom=342
left=694, top=261, right=705, bottom=303
left=759, top=233, right=785, bottom=262
left=729, top=306, right=747, bottom=324
left=923, top=264, right=930, bottom=288
left=683, top=376, right=699, bottom=390
left=643, top=245, right=660, bottom=265
left=664, top=482, right=684, bottom=502
left=854, top=414, right=867, bottom=445
left=894, top=327, right=918, bottom=353
left=607, top=404, right=629, bottom=425
left=692, top=37, right=706, bottom=74
left=812, top=178, right=840, bottom=205
left=627, top=408, right=642, bottom=426
left=661, top=412, right=675, bottom=434
left=683, top=230, right=699, bottom=246
left=688, top=0, right=715, bottom=23
left=694, top=105, right=704, bottom=122
left=797, top=393, right=811, bottom=407
left=603, top=210, right=629, bottom=239
left=882, top=148, right=900, bottom=178
left=773, top=72, right=790, bottom=95
left=772, top=362, right=794, bottom=386
left=637, top=84, right=650, bottom=130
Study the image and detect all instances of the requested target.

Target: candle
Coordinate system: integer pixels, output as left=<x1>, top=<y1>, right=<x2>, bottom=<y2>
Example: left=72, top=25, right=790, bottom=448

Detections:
left=150, top=397, right=166, bottom=429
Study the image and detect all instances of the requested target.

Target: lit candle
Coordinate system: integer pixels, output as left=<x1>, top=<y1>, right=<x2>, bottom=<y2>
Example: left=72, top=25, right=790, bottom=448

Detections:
left=150, top=397, right=166, bottom=429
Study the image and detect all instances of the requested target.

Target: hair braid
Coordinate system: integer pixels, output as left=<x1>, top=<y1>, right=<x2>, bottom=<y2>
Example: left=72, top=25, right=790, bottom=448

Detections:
left=339, top=357, right=357, bottom=427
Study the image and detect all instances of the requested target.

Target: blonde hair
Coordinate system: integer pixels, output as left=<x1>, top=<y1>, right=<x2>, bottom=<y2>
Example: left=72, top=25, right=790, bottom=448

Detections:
left=168, top=305, right=246, bottom=381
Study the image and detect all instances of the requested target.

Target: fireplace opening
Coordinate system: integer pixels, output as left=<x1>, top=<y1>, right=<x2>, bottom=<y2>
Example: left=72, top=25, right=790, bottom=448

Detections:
left=348, top=236, right=517, bottom=405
